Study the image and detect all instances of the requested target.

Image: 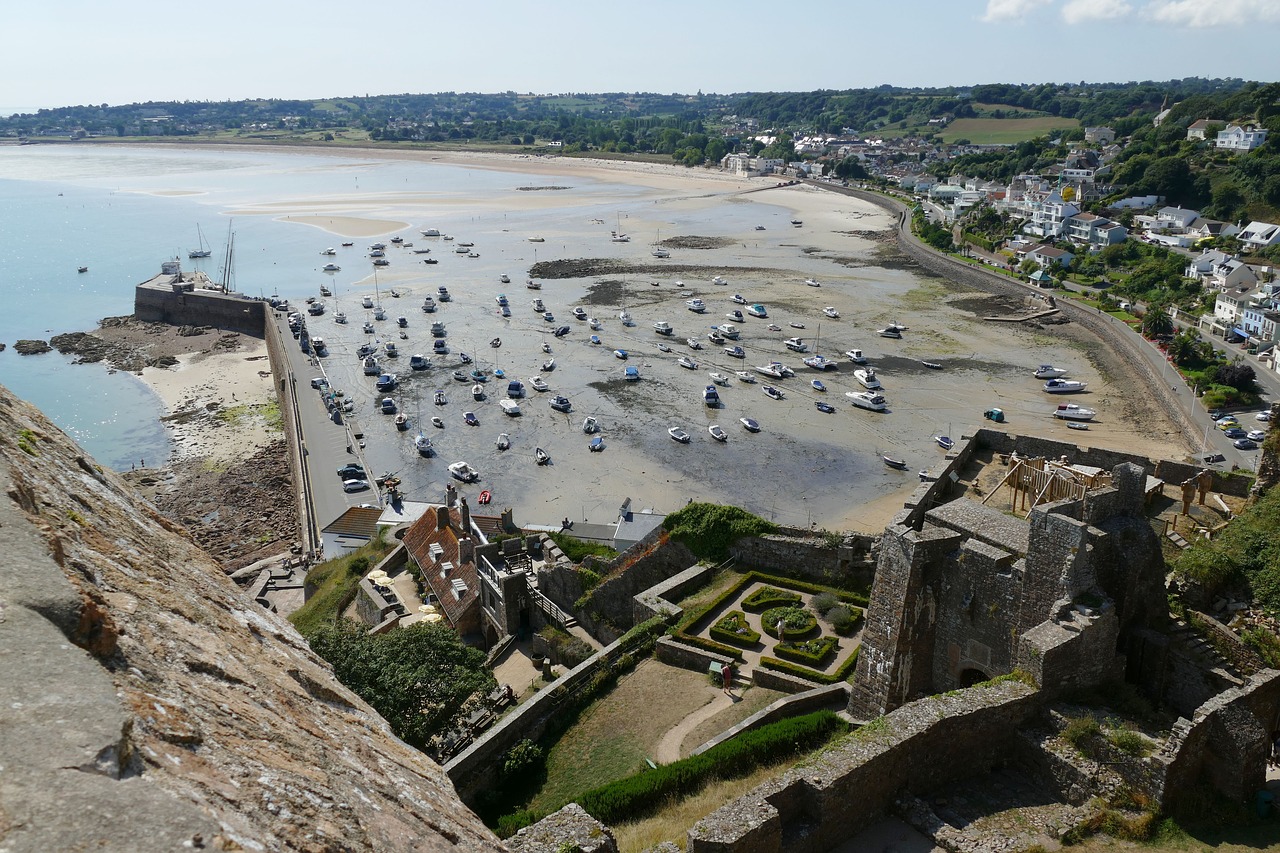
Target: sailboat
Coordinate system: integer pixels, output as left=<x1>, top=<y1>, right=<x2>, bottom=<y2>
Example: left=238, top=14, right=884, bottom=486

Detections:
left=651, top=227, right=669, bottom=258
left=188, top=224, right=211, bottom=259
left=372, top=269, right=386, bottom=321
left=611, top=212, right=629, bottom=242
left=802, top=322, right=837, bottom=371
left=218, top=220, right=236, bottom=292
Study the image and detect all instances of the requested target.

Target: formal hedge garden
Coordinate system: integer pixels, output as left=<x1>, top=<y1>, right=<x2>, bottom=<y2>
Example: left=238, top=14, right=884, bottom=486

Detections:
left=709, top=610, right=761, bottom=647
left=774, top=636, right=838, bottom=666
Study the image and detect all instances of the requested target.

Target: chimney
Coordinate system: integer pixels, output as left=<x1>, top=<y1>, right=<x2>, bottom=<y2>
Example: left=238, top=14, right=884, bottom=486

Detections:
left=500, top=507, right=514, bottom=532
left=458, top=536, right=475, bottom=567
left=445, top=483, right=457, bottom=507
left=460, top=496, right=472, bottom=538
left=436, top=505, right=450, bottom=532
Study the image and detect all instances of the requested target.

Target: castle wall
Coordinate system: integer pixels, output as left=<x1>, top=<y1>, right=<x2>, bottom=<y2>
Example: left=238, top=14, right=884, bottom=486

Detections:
left=134, top=283, right=267, bottom=336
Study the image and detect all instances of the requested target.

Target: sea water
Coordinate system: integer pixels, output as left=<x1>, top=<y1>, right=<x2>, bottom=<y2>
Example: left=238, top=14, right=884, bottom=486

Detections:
left=0, top=144, right=648, bottom=470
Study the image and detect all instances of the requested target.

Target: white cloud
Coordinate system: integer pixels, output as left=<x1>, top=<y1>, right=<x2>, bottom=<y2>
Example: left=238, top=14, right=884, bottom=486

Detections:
left=1145, top=0, right=1280, bottom=27
left=981, top=0, right=1052, bottom=23
left=1062, top=0, right=1133, bottom=24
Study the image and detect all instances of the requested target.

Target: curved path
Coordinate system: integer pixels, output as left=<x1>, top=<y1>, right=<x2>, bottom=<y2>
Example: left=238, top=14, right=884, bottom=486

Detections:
left=653, top=688, right=734, bottom=763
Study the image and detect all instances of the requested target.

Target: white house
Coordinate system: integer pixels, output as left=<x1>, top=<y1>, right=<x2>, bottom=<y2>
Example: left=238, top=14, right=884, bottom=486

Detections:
left=1063, top=212, right=1127, bottom=248
left=1215, top=284, right=1258, bottom=326
left=1022, top=244, right=1075, bottom=269
left=1136, top=206, right=1200, bottom=233
left=1239, top=221, right=1280, bottom=251
left=1216, top=125, right=1269, bottom=152
left=1084, top=127, right=1115, bottom=145
left=1023, top=193, right=1080, bottom=239
left=1186, top=119, right=1214, bottom=141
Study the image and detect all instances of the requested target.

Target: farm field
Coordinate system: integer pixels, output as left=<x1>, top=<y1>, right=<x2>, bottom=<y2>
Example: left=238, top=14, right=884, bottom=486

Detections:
left=939, top=116, right=1080, bottom=143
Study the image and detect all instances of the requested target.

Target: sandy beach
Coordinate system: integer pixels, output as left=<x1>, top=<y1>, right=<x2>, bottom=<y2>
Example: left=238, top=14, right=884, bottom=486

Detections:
left=94, top=143, right=1190, bottom=536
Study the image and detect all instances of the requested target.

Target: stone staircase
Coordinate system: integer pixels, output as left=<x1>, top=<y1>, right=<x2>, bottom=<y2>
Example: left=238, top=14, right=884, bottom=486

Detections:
left=1169, top=618, right=1245, bottom=682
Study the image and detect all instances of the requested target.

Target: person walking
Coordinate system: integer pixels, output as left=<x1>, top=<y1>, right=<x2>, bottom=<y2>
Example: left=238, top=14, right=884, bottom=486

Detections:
left=721, top=662, right=734, bottom=696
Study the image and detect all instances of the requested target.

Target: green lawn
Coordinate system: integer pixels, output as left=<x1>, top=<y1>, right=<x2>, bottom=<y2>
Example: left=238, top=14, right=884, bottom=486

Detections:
left=288, top=537, right=395, bottom=637
left=939, top=116, right=1079, bottom=144
left=527, top=659, right=716, bottom=813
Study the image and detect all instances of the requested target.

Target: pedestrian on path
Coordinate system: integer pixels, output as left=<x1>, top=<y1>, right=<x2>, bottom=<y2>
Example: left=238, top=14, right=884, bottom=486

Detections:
left=721, top=662, right=734, bottom=696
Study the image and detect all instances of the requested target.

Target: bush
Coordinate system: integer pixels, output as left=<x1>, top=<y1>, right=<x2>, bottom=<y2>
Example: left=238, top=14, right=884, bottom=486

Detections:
left=774, top=636, right=838, bottom=666
left=574, top=710, right=847, bottom=825
left=1108, top=728, right=1152, bottom=758
left=547, top=531, right=618, bottom=564
left=538, top=626, right=596, bottom=668
left=743, top=586, right=802, bottom=613
left=811, top=592, right=839, bottom=615
left=663, top=503, right=778, bottom=562
left=826, top=604, right=860, bottom=635
left=1242, top=626, right=1280, bottom=668
left=760, top=648, right=859, bottom=685
left=709, top=611, right=761, bottom=647
left=347, top=556, right=370, bottom=576
left=1062, top=716, right=1102, bottom=756
left=760, top=606, right=817, bottom=639
left=502, top=739, right=545, bottom=779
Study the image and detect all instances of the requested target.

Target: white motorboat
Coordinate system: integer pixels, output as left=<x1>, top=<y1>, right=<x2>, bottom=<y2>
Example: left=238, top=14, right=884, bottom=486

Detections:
left=732, top=294, right=748, bottom=304
left=1043, top=379, right=1088, bottom=394
left=812, top=379, right=827, bottom=392
left=583, top=416, right=598, bottom=434
left=363, top=321, right=375, bottom=334
left=414, top=433, right=433, bottom=456
left=763, top=385, right=785, bottom=401
left=686, top=298, right=707, bottom=313
left=374, top=305, right=387, bottom=321
left=421, top=297, right=436, bottom=312
left=878, top=327, right=902, bottom=339
left=573, top=307, right=587, bottom=320
left=472, top=383, right=485, bottom=400
left=707, top=331, right=725, bottom=345
left=541, top=358, right=556, bottom=372
left=736, top=371, right=756, bottom=383
left=934, top=435, right=955, bottom=451
left=746, top=304, right=768, bottom=318
left=383, top=342, right=397, bottom=358
left=726, top=310, right=745, bottom=323
left=448, top=462, right=479, bottom=483
left=410, top=354, right=429, bottom=371
left=619, top=310, right=635, bottom=326
left=708, top=424, right=728, bottom=442
left=854, top=368, right=881, bottom=389
left=362, top=296, right=374, bottom=309
left=668, top=427, right=691, bottom=443
left=677, top=356, right=698, bottom=370
left=528, top=236, right=545, bottom=243
left=772, top=362, right=794, bottom=377
left=1034, top=365, right=1068, bottom=379
left=500, top=399, right=522, bottom=416
left=530, top=376, right=550, bottom=392
left=334, top=312, right=347, bottom=324
left=687, top=338, right=703, bottom=350
left=362, top=356, right=380, bottom=376
left=323, top=263, right=341, bottom=272
left=496, top=433, right=511, bottom=450
left=653, top=321, right=674, bottom=336
left=433, top=390, right=447, bottom=406
left=526, top=279, right=542, bottom=289
left=784, top=337, right=808, bottom=353
left=1052, top=403, right=1097, bottom=420
left=823, top=306, right=839, bottom=318
left=652, top=247, right=670, bottom=258
left=531, top=298, right=545, bottom=312
left=845, top=349, right=867, bottom=364
left=716, top=324, right=740, bottom=340
left=741, top=417, right=761, bottom=432
left=804, top=278, right=820, bottom=287
left=712, top=276, right=728, bottom=286
left=500, top=274, right=510, bottom=283
left=421, top=228, right=441, bottom=237
left=709, top=372, right=731, bottom=386
left=754, top=363, right=783, bottom=379
left=549, top=395, right=572, bottom=412
left=846, top=391, right=888, bottom=412
left=803, top=355, right=836, bottom=371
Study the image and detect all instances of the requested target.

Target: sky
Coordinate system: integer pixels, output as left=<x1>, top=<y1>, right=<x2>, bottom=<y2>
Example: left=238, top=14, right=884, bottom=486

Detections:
left=3, top=0, right=1279, bottom=115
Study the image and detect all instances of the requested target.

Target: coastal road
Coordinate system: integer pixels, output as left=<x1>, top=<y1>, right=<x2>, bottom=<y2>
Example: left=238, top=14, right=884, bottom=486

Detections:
left=814, top=181, right=1256, bottom=470
left=271, top=312, right=380, bottom=537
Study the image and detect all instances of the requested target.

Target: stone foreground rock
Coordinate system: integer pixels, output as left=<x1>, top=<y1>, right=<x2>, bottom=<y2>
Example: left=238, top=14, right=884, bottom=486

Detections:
left=0, top=386, right=502, bottom=852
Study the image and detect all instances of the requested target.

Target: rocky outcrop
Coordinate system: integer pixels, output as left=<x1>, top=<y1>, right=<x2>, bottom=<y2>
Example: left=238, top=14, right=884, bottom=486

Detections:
left=12, top=339, right=51, bottom=355
left=0, top=385, right=502, bottom=852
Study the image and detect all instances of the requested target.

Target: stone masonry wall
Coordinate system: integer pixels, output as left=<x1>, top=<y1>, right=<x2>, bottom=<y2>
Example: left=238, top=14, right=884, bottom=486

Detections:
left=686, top=681, right=1041, bottom=853
left=728, top=533, right=875, bottom=589
left=135, top=285, right=268, bottom=336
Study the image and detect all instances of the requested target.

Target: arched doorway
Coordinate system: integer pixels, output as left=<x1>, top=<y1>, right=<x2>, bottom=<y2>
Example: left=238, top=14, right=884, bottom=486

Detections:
left=959, top=668, right=990, bottom=688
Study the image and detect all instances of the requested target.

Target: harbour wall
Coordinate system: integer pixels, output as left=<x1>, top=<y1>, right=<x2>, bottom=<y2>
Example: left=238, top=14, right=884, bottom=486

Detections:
left=134, top=280, right=268, bottom=335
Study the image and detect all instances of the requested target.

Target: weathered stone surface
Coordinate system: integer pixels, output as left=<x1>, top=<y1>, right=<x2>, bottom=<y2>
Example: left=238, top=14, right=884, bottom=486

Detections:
left=508, top=804, right=617, bottom=853
left=0, top=386, right=501, bottom=851
left=12, top=339, right=51, bottom=355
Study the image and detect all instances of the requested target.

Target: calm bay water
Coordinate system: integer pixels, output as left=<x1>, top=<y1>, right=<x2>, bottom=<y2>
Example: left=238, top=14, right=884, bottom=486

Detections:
left=0, top=144, right=639, bottom=470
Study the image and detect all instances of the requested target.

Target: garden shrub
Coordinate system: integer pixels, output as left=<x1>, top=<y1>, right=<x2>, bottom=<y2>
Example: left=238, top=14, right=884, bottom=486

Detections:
left=811, top=592, right=839, bottom=615
left=760, top=606, right=817, bottom=639
left=663, top=502, right=778, bottom=562
left=1062, top=716, right=1102, bottom=757
left=743, top=586, right=802, bottom=613
left=774, top=636, right=838, bottom=666
left=760, top=647, right=859, bottom=685
left=502, top=739, right=545, bottom=779
left=347, top=555, right=370, bottom=576
left=574, top=710, right=846, bottom=825
left=709, top=611, right=760, bottom=647
left=826, top=604, right=861, bottom=635
left=1108, top=728, right=1152, bottom=758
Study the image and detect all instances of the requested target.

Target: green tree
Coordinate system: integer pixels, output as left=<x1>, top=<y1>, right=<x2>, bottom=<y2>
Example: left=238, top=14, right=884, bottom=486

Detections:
left=1141, top=306, right=1174, bottom=337
left=307, top=620, right=494, bottom=749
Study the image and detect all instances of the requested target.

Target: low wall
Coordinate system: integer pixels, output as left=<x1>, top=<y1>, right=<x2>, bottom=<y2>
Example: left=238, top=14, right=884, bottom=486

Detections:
left=728, top=532, right=875, bottom=590
left=634, top=564, right=718, bottom=625
left=263, top=310, right=317, bottom=556
left=685, top=681, right=1041, bottom=853
left=656, top=636, right=734, bottom=675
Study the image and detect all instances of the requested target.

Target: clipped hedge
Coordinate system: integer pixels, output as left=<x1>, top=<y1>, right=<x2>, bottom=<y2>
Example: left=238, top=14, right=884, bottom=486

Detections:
left=575, top=710, right=847, bottom=825
left=760, top=647, right=860, bottom=685
left=743, top=586, right=803, bottom=613
left=709, top=611, right=760, bottom=647
left=676, top=632, right=744, bottom=661
left=774, top=636, right=838, bottom=666
left=760, top=606, right=818, bottom=639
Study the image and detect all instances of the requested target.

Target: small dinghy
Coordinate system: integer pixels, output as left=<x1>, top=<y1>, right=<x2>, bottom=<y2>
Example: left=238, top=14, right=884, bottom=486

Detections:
left=883, top=455, right=908, bottom=470
left=535, top=447, right=550, bottom=466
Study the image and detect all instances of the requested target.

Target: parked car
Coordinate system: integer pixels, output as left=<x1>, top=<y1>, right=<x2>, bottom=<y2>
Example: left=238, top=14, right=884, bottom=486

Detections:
left=1257, top=411, right=1272, bottom=422
left=1247, top=429, right=1266, bottom=442
left=1223, top=427, right=1247, bottom=439
left=1234, top=438, right=1258, bottom=450
left=336, top=464, right=365, bottom=479
left=342, top=479, right=371, bottom=493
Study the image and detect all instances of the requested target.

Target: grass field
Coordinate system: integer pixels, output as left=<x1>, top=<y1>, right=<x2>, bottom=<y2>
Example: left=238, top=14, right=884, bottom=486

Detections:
left=939, top=116, right=1079, bottom=144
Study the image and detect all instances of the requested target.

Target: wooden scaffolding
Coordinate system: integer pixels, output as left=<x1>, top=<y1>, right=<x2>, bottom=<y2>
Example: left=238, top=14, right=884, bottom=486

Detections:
left=984, top=455, right=1112, bottom=517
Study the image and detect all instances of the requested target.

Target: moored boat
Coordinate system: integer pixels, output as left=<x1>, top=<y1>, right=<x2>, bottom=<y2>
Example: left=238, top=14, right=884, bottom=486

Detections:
left=1034, top=364, right=1068, bottom=379
left=846, top=390, right=888, bottom=412
left=763, top=385, right=784, bottom=400
left=741, top=417, right=761, bottom=432
left=934, top=435, right=954, bottom=450
left=534, top=447, right=550, bottom=466
left=448, top=461, right=479, bottom=482
left=854, top=368, right=881, bottom=390
left=668, top=427, right=691, bottom=443
left=1052, top=403, right=1097, bottom=420
left=1043, top=379, right=1088, bottom=394
left=709, top=424, right=728, bottom=442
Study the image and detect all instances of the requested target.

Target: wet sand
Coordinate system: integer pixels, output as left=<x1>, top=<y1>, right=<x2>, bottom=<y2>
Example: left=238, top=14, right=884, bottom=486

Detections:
left=265, top=152, right=1188, bottom=532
